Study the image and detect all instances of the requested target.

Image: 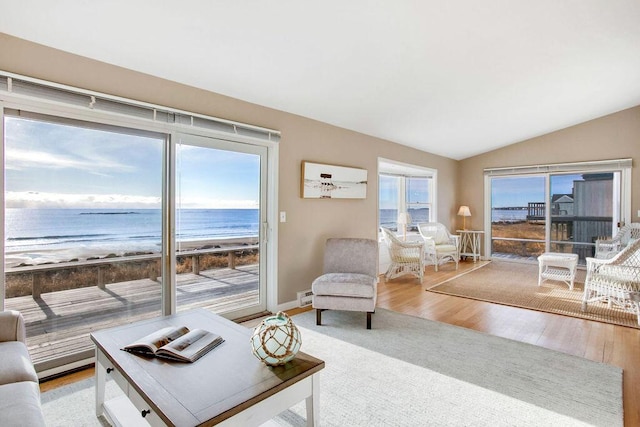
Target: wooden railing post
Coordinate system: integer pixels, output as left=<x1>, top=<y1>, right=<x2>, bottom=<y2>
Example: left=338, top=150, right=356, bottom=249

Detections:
left=32, top=272, right=42, bottom=299
left=97, top=266, right=106, bottom=290
left=192, top=255, right=200, bottom=275
left=149, top=260, right=160, bottom=281
left=228, top=251, right=236, bottom=269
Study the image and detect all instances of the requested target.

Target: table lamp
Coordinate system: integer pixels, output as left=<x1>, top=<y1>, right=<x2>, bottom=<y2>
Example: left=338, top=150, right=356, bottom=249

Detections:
left=457, top=206, right=471, bottom=230
left=397, top=212, right=412, bottom=241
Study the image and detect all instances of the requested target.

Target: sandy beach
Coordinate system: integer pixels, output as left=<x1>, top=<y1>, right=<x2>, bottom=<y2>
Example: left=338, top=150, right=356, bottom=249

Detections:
left=5, top=236, right=259, bottom=269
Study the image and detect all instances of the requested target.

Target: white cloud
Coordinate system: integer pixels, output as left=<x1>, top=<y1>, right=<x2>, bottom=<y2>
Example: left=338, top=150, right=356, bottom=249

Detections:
left=5, top=149, right=133, bottom=173
left=5, top=192, right=258, bottom=209
left=6, top=191, right=161, bottom=209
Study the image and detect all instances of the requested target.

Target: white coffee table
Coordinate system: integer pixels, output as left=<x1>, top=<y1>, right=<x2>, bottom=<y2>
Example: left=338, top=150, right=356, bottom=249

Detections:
left=91, top=309, right=324, bottom=426
left=537, top=252, right=579, bottom=290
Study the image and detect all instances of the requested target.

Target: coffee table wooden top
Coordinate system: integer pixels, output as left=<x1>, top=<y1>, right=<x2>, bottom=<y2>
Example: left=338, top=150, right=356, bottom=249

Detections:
left=91, top=309, right=324, bottom=426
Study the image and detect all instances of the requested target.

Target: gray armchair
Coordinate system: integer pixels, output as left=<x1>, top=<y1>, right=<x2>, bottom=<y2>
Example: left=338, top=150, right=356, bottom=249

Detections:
left=311, top=238, right=378, bottom=329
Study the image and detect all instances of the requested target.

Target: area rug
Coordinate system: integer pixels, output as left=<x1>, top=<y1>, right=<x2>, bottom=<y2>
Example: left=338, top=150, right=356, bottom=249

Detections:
left=42, top=309, right=623, bottom=426
left=428, top=261, right=640, bottom=329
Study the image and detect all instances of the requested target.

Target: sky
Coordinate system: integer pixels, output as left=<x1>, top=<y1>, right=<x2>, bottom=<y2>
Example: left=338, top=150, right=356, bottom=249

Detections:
left=379, top=175, right=430, bottom=210
left=4, top=116, right=260, bottom=209
left=490, top=174, right=580, bottom=208
left=4, top=116, right=584, bottom=211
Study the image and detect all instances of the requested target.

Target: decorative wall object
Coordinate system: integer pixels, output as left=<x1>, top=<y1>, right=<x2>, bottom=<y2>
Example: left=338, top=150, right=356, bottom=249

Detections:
left=250, top=311, right=302, bottom=366
left=301, top=161, right=368, bottom=199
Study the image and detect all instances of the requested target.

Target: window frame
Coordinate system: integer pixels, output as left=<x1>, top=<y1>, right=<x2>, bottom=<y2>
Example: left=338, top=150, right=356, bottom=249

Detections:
left=483, top=160, right=632, bottom=262
left=378, top=158, right=437, bottom=235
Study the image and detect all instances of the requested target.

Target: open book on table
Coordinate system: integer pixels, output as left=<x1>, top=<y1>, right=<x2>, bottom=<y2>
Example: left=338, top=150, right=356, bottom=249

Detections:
left=122, top=326, right=224, bottom=363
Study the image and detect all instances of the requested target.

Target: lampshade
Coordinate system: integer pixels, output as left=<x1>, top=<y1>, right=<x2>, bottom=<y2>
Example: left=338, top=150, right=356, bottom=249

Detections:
left=457, top=206, right=471, bottom=217
left=397, top=212, right=412, bottom=225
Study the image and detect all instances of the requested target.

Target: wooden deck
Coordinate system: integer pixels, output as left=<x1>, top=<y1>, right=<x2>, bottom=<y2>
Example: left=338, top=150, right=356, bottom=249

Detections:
left=5, top=264, right=259, bottom=367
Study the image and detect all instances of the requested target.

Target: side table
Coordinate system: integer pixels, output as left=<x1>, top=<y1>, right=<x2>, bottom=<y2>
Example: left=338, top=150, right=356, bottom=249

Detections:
left=537, top=252, right=579, bottom=290
left=457, top=230, right=484, bottom=262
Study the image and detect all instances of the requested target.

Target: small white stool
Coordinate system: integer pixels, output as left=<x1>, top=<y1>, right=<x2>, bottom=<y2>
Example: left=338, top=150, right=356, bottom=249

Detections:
left=537, top=252, right=579, bottom=290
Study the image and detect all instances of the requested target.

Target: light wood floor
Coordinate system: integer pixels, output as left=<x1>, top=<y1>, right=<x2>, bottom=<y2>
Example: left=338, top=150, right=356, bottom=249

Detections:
left=41, top=260, right=639, bottom=426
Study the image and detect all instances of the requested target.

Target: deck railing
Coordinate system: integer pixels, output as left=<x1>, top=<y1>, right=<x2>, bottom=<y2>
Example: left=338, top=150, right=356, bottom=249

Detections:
left=6, top=244, right=258, bottom=299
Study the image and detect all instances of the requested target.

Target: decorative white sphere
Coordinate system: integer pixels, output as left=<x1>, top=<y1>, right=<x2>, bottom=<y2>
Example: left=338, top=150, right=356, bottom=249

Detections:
left=250, top=311, right=301, bottom=366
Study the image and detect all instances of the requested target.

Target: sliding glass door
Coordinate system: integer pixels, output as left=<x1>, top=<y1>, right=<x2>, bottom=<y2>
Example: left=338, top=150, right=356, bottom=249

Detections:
left=490, top=176, right=546, bottom=260
left=174, top=134, right=267, bottom=318
left=549, top=172, right=618, bottom=260
left=2, top=115, right=270, bottom=372
left=489, top=171, right=623, bottom=264
left=3, top=112, right=165, bottom=370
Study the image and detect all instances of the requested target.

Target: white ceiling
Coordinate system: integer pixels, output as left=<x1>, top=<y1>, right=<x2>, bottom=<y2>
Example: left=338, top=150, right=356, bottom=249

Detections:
left=2, top=1, right=640, bottom=160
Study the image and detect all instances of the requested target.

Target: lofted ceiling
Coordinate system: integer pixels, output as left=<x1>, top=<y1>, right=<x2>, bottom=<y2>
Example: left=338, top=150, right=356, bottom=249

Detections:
left=1, top=1, right=640, bottom=160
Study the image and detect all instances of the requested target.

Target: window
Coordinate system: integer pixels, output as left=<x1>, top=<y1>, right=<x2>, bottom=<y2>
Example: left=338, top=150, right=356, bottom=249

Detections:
left=486, top=160, right=631, bottom=264
left=379, top=174, right=400, bottom=229
left=406, top=177, right=431, bottom=227
left=378, top=159, right=436, bottom=234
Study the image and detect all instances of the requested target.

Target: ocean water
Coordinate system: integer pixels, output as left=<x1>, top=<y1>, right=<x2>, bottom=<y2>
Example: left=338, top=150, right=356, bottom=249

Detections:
left=379, top=208, right=429, bottom=229
left=492, top=208, right=528, bottom=222
left=379, top=208, right=528, bottom=228
left=5, top=208, right=259, bottom=266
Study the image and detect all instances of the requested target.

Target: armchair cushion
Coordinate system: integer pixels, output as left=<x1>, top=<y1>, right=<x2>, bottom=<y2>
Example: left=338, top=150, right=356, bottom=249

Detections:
left=433, top=243, right=458, bottom=253
left=0, top=342, right=38, bottom=385
left=312, top=273, right=377, bottom=298
left=323, top=238, right=378, bottom=277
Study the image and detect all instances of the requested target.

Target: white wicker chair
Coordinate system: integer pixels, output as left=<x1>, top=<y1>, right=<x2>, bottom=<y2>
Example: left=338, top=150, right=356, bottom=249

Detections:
left=582, top=239, right=640, bottom=325
left=418, top=222, right=459, bottom=271
left=595, top=223, right=640, bottom=259
left=380, top=227, right=424, bottom=282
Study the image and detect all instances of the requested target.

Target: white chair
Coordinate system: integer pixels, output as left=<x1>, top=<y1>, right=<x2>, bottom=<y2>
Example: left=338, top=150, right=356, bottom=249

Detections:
left=312, top=238, right=378, bottom=329
left=595, top=223, right=640, bottom=259
left=582, top=239, right=640, bottom=325
left=380, top=227, right=424, bottom=282
left=418, top=222, right=459, bottom=271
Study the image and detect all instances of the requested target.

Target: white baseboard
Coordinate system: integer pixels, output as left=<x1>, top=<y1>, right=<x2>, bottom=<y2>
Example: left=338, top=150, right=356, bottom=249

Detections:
left=273, top=299, right=303, bottom=313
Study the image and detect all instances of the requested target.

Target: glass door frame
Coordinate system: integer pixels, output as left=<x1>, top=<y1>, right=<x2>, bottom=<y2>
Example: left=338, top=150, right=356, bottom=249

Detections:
left=167, top=132, right=270, bottom=318
left=483, top=161, right=632, bottom=262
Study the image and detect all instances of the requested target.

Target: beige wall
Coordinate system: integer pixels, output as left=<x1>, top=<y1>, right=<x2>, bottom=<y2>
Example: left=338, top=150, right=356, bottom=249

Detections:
left=458, top=106, right=640, bottom=236
left=0, top=33, right=457, bottom=305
